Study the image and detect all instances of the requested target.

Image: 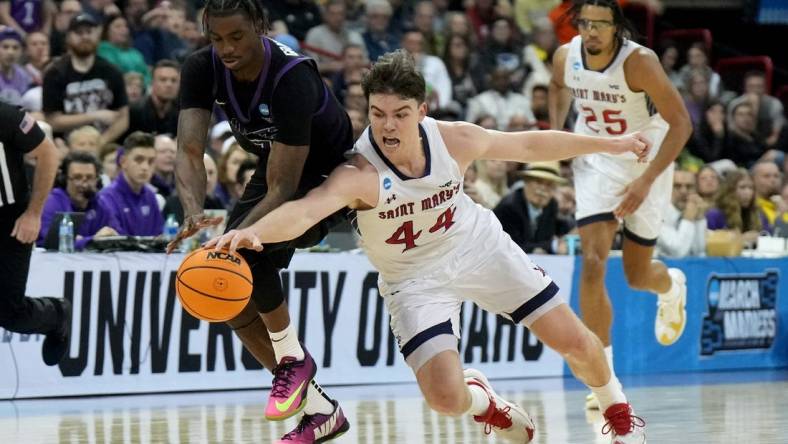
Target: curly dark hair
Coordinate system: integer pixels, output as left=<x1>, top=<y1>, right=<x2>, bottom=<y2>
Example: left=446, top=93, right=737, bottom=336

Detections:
left=202, top=0, right=268, bottom=35
left=563, top=0, right=637, bottom=41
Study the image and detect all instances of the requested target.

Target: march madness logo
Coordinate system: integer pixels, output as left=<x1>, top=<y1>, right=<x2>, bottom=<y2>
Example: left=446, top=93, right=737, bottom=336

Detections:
left=700, top=270, right=778, bottom=356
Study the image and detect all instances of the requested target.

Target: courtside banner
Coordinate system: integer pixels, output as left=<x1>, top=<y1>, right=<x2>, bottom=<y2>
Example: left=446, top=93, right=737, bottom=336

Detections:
left=567, top=256, right=788, bottom=375
left=0, top=252, right=572, bottom=399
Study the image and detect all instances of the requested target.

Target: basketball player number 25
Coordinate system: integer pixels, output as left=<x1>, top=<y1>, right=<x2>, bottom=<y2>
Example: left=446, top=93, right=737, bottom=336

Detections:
left=386, top=206, right=456, bottom=252
left=581, top=107, right=627, bottom=135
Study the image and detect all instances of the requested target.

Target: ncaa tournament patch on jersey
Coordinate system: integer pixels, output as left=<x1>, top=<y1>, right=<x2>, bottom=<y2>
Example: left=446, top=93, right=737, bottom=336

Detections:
left=19, top=112, right=35, bottom=134
left=383, top=177, right=392, bottom=190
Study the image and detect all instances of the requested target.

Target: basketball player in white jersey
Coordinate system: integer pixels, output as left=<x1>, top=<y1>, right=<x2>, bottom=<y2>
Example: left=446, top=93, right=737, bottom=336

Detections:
left=548, top=0, right=692, bottom=410
left=207, top=50, right=648, bottom=443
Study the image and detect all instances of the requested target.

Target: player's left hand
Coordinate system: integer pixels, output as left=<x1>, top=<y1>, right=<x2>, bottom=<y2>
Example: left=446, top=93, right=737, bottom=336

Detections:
left=204, top=228, right=263, bottom=256
left=11, top=210, right=41, bottom=244
left=614, top=175, right=653, bottom=219
left=614, top=132, right=651, bottom=162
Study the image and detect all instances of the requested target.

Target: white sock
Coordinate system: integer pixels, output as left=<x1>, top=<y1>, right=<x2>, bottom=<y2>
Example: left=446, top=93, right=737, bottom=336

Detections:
left=268, top=323, right=304, bottom=363
left=464, top=382, right=491, bottom=416
left=604, top=345, right=616, bottom=376
left=304, top=380, right=335, bottom=415
left=590, top=375, right=627, bottom=412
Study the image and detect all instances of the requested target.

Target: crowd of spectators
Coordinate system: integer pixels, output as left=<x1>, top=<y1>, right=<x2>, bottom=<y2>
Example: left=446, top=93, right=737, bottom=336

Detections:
left=1, top=0, right=786, bottom=254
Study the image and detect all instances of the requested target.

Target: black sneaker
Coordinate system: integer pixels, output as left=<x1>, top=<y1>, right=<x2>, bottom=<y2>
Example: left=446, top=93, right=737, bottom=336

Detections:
left=42, top=298, right=72, bottom=366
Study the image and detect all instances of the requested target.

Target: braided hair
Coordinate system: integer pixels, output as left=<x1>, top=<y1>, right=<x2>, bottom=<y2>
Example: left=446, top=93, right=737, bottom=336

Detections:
left=202, top=0, right=268, bottom=35
left=563, top=0, right=637, bottom=42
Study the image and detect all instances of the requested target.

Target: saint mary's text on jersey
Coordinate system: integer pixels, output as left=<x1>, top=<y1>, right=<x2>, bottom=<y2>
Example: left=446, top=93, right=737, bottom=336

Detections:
left=378, top=183, right=462, bottom=220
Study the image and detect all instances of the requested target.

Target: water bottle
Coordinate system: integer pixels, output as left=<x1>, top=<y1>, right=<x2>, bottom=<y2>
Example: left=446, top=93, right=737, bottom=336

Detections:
left=163, top=214, right=179, bottom=242
left=58, top=214, right=74, bottom=253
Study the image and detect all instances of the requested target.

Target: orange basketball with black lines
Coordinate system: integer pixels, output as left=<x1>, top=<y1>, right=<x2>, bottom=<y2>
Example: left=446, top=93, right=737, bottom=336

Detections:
left=176, top=248, right=253, bottom=322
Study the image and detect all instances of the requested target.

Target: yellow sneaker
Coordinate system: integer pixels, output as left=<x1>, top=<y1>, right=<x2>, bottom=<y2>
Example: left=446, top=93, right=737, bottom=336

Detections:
left=655, top=268, right=687, bottom=346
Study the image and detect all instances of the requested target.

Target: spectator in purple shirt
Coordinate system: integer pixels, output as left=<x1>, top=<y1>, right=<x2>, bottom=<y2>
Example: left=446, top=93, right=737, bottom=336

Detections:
left=0, top=26, right=32, bottom=106
left=97, top=131, right=163, bottom=236
left=37, top=151, right=119, bottom=249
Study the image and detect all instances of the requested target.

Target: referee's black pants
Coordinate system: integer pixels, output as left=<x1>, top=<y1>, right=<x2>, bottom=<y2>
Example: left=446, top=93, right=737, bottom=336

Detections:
left=0, top=218, right=60, bottom=334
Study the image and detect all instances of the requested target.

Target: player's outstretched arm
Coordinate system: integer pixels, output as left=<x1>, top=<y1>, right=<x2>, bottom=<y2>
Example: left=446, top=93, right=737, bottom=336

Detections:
left=439, top=121, right=651, bottom=167
left=207, top=159, right=376, bottom=255
left=166, top=108, right=214, bottom=254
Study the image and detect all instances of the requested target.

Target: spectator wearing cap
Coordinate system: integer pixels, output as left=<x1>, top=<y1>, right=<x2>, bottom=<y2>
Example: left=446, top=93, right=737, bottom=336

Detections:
left=37, top=151, right=119, bottom=250
left=126, top=59, right=179, bottom=138
left=493, top=161, right=572, bottom=254
left=0, top=0, right=56, bottom=37
left=97, top=131, right=163, bottom=236
left=42, top=13, right=129, bottom=143
left=0, top=26, right=32, bottom=106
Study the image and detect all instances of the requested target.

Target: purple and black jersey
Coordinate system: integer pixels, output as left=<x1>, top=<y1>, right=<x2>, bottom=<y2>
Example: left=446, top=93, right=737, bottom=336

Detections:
left=5, top=0, right=43, bottom=33
left=179, top=37, right=353, bottom=191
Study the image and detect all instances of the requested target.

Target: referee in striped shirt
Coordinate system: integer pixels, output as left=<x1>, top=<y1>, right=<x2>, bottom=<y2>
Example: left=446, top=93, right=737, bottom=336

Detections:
left=0, top=102, right=71, bottom=366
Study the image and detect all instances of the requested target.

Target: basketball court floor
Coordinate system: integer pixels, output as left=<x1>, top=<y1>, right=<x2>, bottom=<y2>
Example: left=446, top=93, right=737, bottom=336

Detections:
left=2, top=369, right=786, bottom=443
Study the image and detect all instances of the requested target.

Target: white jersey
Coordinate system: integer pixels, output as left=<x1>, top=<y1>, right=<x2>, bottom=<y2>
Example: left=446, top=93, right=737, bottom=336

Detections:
left=564, top=35, right=668, bottom=163
left=352, top=117, right=493, bottom=284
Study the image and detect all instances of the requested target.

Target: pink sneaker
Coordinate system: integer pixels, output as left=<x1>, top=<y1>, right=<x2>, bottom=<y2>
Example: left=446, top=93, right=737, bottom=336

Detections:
left=265, top=346, right=317, bottom=421
left=275, top=400, right=349, bottom=443
left=602, top=403, right=646, bottom=444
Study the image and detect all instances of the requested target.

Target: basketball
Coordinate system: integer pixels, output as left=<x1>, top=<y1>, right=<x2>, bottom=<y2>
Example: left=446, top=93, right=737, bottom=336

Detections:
left=176, top=248, right=253, bottom=322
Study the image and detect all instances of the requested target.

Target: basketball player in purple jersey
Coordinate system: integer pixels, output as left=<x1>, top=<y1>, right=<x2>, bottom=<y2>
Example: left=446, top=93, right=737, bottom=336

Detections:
left=170, top=0, right=352, bottom=441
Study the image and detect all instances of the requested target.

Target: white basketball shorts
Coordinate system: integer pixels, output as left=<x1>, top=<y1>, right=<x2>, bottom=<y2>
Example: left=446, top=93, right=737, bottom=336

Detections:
left=379, top=221, right=564, bottom=373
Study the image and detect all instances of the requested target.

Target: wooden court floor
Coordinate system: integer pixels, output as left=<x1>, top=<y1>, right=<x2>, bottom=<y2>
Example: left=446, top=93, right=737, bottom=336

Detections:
left=2, top=370, right=786, bottom=443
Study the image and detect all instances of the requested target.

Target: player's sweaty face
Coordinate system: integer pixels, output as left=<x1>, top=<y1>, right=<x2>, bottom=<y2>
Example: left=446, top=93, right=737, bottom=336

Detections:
left=368, top=94, right=425, bottom=151
left=207, top=14, right=259, bottom=72
left=578, top=5, right=616, bottom=56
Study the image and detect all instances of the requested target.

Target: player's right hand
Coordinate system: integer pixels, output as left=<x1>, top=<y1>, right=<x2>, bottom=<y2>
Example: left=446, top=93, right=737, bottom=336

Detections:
left=204, top=228, right=263, bottom=256
left=166, top=213, right=223, bottom=254
left=615, top=131, right=651, bottom=162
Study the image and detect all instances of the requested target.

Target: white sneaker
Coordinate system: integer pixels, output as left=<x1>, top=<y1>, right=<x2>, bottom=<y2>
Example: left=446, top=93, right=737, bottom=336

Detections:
left=464, top=368, right=535, bottom=443
left=655, top=268, right=687, bottom=346
left=602, top=403, right=646, bottom=444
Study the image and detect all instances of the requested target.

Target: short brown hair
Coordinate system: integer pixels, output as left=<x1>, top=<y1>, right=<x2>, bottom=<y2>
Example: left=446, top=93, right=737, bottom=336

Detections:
left=123, top=131, right=155, bottom=152
left=361, top=50, right=425, bottom=104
